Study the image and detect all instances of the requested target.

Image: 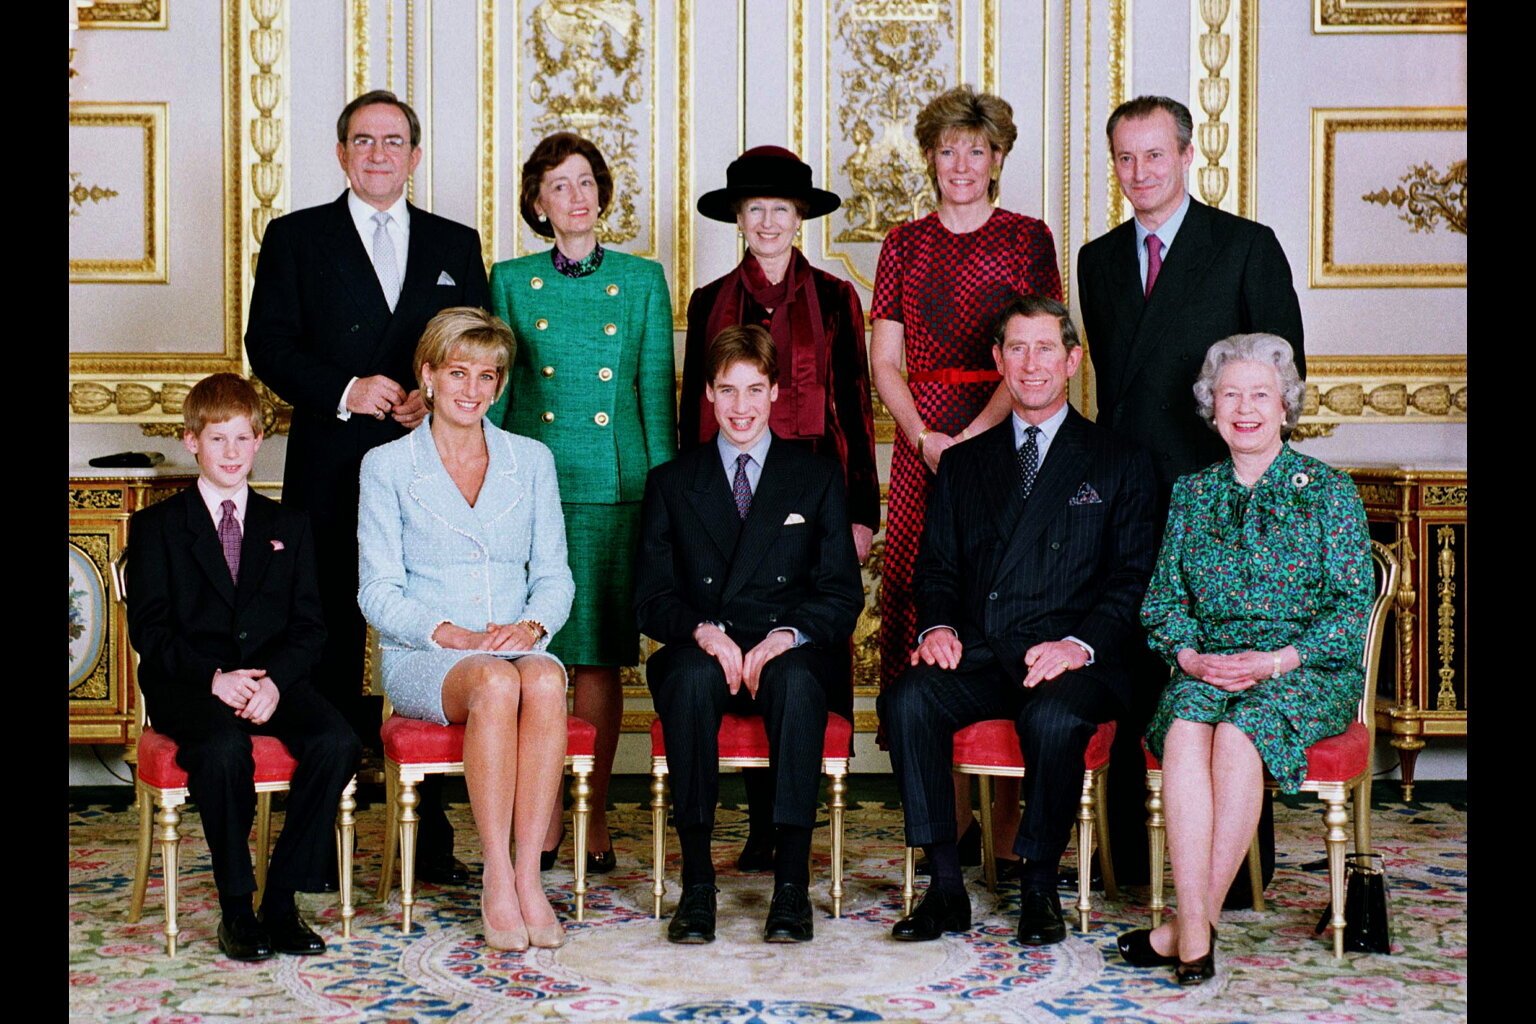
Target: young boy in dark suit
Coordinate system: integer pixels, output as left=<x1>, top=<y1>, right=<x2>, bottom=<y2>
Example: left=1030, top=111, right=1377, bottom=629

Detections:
left=125, top=373, right=361, bottom=960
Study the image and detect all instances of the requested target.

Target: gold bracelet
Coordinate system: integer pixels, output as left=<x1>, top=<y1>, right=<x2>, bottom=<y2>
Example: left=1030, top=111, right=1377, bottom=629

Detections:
left=916, top=428, right=930, bottom=459
left=518, top=619, right=547, bottom=642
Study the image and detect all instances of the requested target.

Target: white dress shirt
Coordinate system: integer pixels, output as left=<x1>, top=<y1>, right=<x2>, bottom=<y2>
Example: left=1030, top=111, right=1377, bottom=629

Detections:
left=196, top=477, right=249, bottom=534
left=1134, top=191, right=1191, bottom=292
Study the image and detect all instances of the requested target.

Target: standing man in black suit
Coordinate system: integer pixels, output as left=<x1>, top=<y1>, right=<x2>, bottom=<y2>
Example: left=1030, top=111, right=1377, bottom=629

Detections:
left=245, top=89, right=489, bottom=885
left=1077, top=95, right=1304, bottom=895
left=880, top=295, right=1157, bottom=944
left=126, top=373, right=362, bottom=961
left=635, top=325, right=864, bottom=946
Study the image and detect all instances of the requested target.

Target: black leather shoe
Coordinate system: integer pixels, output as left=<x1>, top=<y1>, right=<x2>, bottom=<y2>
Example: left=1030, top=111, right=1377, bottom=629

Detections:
left=667, top=883, right=718, bottom=944
left=1016, top=884, right=1068, bottom=945
left=1117, top=928, right=1178, bottom=967
left=763, top=883, right=814, bottom=942
left=217, top=914, right=274, bottom=962
left=540, top=825, right=566, bottom=872
left=914, top=820, right=983, bottom=875
left=416, top=852, right=471, bottom=886
left=259, top=906, right=326, bottom=955
left=586, top=848, right=617, bottom=874
left=1177, top=942, right=1216, bottom=985
left=736, top=834, right=776, bottom=873
left=891, top=887, right=971, bottom=941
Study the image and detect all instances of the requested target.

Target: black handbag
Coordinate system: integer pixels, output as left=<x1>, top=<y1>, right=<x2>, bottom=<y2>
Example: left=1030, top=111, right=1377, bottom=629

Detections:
left=1314, top=852, right=1392, bottom=953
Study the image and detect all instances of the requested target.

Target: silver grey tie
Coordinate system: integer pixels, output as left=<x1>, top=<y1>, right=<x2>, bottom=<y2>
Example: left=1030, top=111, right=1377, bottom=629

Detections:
left=371, top=211, right=401, bottom=311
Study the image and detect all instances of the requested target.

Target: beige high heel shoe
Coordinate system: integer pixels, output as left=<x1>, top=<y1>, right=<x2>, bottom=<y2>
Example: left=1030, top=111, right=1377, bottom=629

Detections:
left=527, top=918, right=566, bottom=949
left=481, top=893, right=529, bottom=952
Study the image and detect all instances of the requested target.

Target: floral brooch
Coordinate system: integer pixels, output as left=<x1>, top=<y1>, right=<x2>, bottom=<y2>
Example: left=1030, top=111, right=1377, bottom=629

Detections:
left=1291, top=471, right=1311, bottom=489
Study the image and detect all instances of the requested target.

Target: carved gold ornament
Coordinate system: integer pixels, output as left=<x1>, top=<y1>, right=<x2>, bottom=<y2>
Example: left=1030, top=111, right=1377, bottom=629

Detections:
left=68, top=172, right=120, bottom=218
left=1314, top=0, right=1466, bottom=33
left=1434, top=525, right=1457, bottom=711
left=78, top=1, right=167, bottom=29
left=1361, top=159, right=1467, bottom=236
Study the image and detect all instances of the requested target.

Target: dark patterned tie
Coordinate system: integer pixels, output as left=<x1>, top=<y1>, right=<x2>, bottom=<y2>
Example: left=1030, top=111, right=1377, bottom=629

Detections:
left=732, top=452, right=753, bottom=519
left=218, top=499, right=241, bottom=583
left=1145, top=233, right=1164, bottom=298
left=1017, top=426, right=1041, bottom=500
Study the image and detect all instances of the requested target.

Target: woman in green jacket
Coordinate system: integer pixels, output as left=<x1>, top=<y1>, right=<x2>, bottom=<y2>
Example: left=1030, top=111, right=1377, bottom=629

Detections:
left=487, top=132, right=676, bottom=874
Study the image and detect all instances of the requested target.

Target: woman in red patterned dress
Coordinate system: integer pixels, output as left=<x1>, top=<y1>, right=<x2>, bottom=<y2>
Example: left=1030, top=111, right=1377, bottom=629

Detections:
left=871, top=85, right=1063, bottom=867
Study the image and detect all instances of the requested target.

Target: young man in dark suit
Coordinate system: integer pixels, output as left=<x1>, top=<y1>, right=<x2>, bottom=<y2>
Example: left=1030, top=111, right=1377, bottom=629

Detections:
left=880, top=295, right=1157, bottom=944
left=125, top=374, right=362, bottom=961
left=1077, top=95, right=1304, bottom=895
left=635, top=325, right=864, bottom=945
left=245, top=90, right=489, bottom=884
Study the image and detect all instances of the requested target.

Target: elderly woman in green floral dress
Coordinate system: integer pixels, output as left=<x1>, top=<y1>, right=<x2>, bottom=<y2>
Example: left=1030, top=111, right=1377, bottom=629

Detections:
left=1118, top=334, right=1372, bottom=985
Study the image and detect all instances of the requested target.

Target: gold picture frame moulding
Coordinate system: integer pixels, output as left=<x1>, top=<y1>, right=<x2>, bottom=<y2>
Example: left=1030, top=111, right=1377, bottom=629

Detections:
left=1313, top=0, right=1466, bottom=33
left=1310, top=106, right=1466, bottom=289
left=69, top=103, right=168, bottom=285
left=78, top=1, right=169, bottom=30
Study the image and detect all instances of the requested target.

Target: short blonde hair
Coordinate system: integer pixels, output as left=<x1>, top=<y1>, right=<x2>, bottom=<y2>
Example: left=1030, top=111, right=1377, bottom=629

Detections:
left=184, top=372, right=264, bottom=437
left=1193, top=334, right=1306, bottom=432
left=914, top=85, right=1018, bottom=203
left=413, top=307, right=515, bottom=408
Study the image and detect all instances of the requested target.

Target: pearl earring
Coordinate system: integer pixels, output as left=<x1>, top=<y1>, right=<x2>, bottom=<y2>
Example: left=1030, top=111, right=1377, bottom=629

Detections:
left=425, top=383, right=434, bottom=400
left=538, top=213, right=548, bottom=223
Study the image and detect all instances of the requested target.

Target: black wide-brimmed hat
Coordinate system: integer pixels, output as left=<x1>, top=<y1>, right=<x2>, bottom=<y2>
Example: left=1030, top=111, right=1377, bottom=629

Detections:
left=696, top=146, right=842, bottom=223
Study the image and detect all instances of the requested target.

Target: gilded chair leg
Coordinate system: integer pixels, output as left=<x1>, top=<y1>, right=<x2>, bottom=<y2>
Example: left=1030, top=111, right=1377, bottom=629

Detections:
left=155, top=798, right=182, bottom=957
left=1095, top=770, right=1118, bottom=900
left=1246, top=832, right=1267, bottom=912
left=977, top=775, right=997, bottom=895
left=650, top=770, right=667, bottom=919
left=376, top=763, right=400, bottom=903
left=1324, top=794, right=1350, bottom=959
left=254, top=791, right=273, bottom=910
left=903, top=846, right=916, bottom=917
left=337, top=778, right=356, bottom=940
left=1146, top=770, right=1165, bottom=929
left=1077, top=771, right=1095, bottom=932
left=1354, top=777, right=1374, bottom=856
left=828, top=770, right=846, bottom=918
left=398, top=778, right=419, bottom=933
left=129, top=784, right=153, bottom=923
left=572, top=767, right=592, bottom=923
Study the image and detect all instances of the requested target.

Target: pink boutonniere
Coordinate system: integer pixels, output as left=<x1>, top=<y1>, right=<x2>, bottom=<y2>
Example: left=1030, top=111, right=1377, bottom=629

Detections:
left=270, top=539, right=285, bottom=551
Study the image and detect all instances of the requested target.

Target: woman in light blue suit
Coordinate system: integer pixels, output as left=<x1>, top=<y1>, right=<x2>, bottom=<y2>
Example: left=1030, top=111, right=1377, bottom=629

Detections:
left=359, top=307, right=575, bottom=952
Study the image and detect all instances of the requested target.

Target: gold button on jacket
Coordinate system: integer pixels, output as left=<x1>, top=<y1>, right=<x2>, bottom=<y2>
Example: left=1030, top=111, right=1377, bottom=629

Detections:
left=541, top=411, right=555, bottom=423
left=594, top=411, right=610, bottom=426
left=597, top=367, right=613, bottom=381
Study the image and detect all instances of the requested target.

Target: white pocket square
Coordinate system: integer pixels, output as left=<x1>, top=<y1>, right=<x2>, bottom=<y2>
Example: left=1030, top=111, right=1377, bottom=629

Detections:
left=436, top=270, right=457, bottom=286
left=783, top=513, right=806, bottom=526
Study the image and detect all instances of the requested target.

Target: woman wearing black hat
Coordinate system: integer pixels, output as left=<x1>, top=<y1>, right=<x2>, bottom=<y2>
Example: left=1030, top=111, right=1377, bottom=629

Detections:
left=680, top=146, right=879, bottom=872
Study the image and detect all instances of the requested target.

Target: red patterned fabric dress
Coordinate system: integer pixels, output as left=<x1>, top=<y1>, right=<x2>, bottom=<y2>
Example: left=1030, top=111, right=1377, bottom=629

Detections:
left=871, top=208, right=1062, bottom=710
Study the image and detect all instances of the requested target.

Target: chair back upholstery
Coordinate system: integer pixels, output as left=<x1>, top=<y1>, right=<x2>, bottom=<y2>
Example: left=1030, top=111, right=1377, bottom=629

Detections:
left=1358, top=539, right=1402, bottom=737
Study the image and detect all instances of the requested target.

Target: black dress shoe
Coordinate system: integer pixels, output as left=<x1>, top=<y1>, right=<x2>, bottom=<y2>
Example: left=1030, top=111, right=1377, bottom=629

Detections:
left=1117, top=928, right=1178, bottom=967
left=1177, top=938, right=1216, bottom=986
left=891, top=887, right=971, bottom=941
left=586, top=848, right=617, bottom=874
left=416, top=852, right=471, bottom=886
left=914, top=820, right=983, bottom=875
left=540, top=825, right=566, bottom=871
left=1016, top=884, right=1067, bottom=945
left=217, top=914, right=274, bottom=962
left=736, top=834, right=776, bottom=873
left=763, top=883, right=814, bottom=942
left=259, top=906, right=326, bottom=955
left=667, top=883, right=718, bottom=944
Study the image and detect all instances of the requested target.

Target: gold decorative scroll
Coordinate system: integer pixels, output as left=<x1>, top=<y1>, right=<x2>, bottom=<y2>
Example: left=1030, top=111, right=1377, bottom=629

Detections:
left=1187, top=0, right=1255, bottom=217
left=478, top=0, right=496, bottom=269
left=1433, top=525, right=1457, bottom=711
left=347, top=0, right=369, bottom=99
left=1298, top=355, right=1466, bottom=423
left=1361, top=159, right=1467, bottom=235
left=246, top=0, right=287, bottom=280
left=1314, top=0, right=1466, bottom=33
left=68, top=174, right=120, bottom=216
left=78, top=1, right=168, bottom=29
left=1107, top=0, right=1130, bottom=227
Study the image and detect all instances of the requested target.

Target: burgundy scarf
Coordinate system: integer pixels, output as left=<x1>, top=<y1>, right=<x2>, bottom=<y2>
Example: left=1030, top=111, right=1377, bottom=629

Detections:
left=699, top=248, right=827, bottom=441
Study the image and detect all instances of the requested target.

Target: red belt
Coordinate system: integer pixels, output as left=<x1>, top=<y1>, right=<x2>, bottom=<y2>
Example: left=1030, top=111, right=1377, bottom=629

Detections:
left=907, top=368, right=1001, bottom=384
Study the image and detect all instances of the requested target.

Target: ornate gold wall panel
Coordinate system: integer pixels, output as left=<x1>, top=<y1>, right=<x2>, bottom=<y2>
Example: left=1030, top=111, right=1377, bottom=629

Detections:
left=1186, top=0, right=1255, bottom=218
left=68, top=103, right=168, bottom=284
left=1300, top=355, right=1466, bottom=424
left=1314, top=0, right=1466, bottom=33
left=78, top=1, right=168, bottom=29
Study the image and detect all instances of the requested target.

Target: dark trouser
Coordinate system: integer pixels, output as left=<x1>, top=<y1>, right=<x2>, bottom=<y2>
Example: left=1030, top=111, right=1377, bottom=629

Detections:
left=879, top=646, right=1123, bottom=865
left=742, top=638, right=852, bottom=833
left=154, top=686, right=361, bottom=899
left=648, top=642, right=831, bottom=837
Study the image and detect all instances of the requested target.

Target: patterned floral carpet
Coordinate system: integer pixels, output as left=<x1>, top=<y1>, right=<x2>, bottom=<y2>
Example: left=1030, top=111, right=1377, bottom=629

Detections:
left=69, top=789, right=1466, bottom=1023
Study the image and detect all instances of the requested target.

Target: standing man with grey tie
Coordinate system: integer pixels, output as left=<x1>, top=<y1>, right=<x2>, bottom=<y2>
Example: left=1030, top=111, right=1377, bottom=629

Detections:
left=246, top=89, right=490, bottom=887
left=1076, top=94, right=1304, bottom=899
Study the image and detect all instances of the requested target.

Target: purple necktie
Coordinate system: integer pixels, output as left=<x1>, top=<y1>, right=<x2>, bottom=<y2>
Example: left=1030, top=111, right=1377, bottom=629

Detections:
left=218, top=499, right=241, bottom=583
left=1145, top=233, right=1164, bottom=298
left=732, top=453, right=753, bottom=520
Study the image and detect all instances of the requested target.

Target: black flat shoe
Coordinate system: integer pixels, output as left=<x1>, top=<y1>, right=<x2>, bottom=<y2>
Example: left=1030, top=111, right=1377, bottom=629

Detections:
left=914, top=820, right=983, bottom=875
left=891, top=886, right=971, bottom=941
left=539, top=825, right=566, bottom=872
left=763, top=882, right=814, bottom=942
left=217, top=914, right=274, bottom=962
left=416, top=852, right=471, bottom=886
left=1176, top=926, right=1218, bottom=985
left=736, top=834, right=776, bottom=872
left=1117, top=928, right=1178, bottom=967
left=259, top=906, right=326, bottom=955
left=667, top=883, right=718, bottom=944
left=586, top=847, right=617, bottom=874
left=1016, top=884, right=1067, bottom=946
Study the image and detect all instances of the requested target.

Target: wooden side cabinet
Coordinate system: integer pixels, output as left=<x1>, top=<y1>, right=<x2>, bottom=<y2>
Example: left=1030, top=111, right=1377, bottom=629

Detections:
left=68, top=470, right=198, bottom=754
left=1347, top=467, right=1467, bottom=801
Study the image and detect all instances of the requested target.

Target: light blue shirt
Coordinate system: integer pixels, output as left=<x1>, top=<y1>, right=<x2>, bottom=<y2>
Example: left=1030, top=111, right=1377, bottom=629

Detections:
left=1011, top=403, right=1071, bottom=469
left=1134, top=191, right=1191, bottom=292
left=710, top=430, right=803, bottom=647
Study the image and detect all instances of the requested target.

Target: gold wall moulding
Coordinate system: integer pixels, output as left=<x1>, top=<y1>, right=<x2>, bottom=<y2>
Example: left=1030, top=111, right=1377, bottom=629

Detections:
left=1361, top=159, right=1466, bottom=236
left=78, top=1, right=168, bottom=29
left=69, top=173, right=120, bottom=216
left=1299, top=355, right=1466, bottom=423
left=1314, top=0, right=1466, bottom=33
left=68, top=103, right=168, bottom=284
left=245, top=0, right=288, bottom=285
left=69, top=373, right=290, bottom=436
left=1188, top=0, right=1256, bottom=217
left=1311, top=107, right=1466, bottom=288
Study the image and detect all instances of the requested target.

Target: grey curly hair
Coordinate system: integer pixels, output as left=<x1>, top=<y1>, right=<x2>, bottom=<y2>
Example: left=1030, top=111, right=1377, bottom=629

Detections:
left=1192, top=333, right=1305, bottom=432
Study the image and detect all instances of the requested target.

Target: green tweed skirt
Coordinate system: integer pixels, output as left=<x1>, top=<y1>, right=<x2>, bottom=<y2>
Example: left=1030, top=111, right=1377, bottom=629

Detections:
left=549, top=501, right=641, bottom=666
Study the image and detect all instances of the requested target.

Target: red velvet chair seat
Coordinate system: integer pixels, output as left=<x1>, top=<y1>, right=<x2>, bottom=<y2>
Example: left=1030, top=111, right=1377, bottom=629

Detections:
left=136, top=727, right=298, bottom=788
left=381, top=714, right=597, bottom=763
left=952, top=719, right=1117, bottom=771
left=648, top=712, right=852, bottom=759
left=1140, top=722, right=1369, bottom=784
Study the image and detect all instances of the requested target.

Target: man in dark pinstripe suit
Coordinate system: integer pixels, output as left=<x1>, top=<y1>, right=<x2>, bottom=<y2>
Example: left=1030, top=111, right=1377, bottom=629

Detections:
left=880, top=294, right=1158, bottom=944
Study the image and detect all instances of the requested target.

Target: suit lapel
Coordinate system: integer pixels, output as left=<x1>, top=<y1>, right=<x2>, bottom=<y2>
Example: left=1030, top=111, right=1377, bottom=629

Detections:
left=991, top=409, right=1093, bottom=588
left=182, top=489, right=238, bottom=607
left=403, top=421, right=487, bottom=541
left=1092, top=222, right=1145, bottom=409
left=974, top=423, right=1024, bottom=545
left=722, top=439, right=797, bottom=605
left=234, top=492, right=276, bottom=614
left=473, top=426, right=526, bottom=531
left=395, top=205, right=441, bottom=324
left=684, top=443, right=744, bottom=564
left=1122, top=199, right=1219, bottom=391
left=318, top=193, right=393, bottom=343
